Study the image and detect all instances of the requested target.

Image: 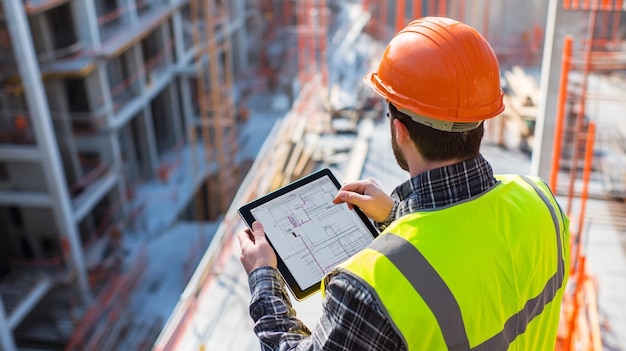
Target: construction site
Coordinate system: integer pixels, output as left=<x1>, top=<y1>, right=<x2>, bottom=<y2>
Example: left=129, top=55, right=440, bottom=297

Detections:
left=0, top=0, right=625, bottom=350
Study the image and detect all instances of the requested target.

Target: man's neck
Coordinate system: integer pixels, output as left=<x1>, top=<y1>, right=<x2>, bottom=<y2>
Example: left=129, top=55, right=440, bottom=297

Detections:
left=409, top=158, right=463, bottom=178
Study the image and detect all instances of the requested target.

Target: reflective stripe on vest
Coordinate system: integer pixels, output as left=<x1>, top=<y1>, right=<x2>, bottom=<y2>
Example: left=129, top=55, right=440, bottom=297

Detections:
left=367, top=175, right=564, bottom=350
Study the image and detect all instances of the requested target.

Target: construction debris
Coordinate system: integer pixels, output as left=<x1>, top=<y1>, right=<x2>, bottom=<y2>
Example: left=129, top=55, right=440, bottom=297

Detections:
left=501, top=65, right=541, bottom=153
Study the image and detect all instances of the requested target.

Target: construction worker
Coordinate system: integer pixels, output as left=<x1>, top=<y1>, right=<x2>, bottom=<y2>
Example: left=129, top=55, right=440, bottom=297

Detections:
left=238, top=17, right=570, bottom=350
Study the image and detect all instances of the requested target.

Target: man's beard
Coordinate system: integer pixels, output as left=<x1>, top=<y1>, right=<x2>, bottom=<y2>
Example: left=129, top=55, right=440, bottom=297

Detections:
left=391, top=125, right=409, bottom=172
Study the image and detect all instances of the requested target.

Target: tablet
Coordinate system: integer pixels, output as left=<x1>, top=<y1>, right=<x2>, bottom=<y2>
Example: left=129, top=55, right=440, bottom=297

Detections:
left=238, top=168, right=379, bottom=300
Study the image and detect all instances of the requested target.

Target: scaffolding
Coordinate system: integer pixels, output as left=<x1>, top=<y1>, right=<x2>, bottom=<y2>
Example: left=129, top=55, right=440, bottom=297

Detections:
left=297, top=0, right=329, bottom=89
left=190, top=0, right=239, bottom=220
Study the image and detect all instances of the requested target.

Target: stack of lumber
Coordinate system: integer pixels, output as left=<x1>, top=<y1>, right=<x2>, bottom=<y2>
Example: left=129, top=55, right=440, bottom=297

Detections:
left=502, top=66, right=540, bottom=153
left=264, top=80, right=328, bottom=190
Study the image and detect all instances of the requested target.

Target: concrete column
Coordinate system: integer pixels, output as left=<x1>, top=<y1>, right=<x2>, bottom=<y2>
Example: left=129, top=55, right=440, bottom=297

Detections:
left=168, top=82, right=184, bottom=146
left=171, top=12, right=185, bottom=63
left=0, top=295, right=17, bottom=351
left=142, top=104, right=160, bottom=170
left=179, top=77, right=195, bottom=145
left=120, top=125, right=139, bottom=182
left=3, top=0, right=91, bottom=303
left=161, top=24, right=174, bottom=66
left=132, top=45, right=147, bottom=93
left=131, top=44, right=159, bottom=172
left=531, top=0, right=584, bottom=179
left=72, top=0, right=101, bottom=48
left=97, top=65, right=129, bottom=214
left=122, top=0, right=139, bottom=26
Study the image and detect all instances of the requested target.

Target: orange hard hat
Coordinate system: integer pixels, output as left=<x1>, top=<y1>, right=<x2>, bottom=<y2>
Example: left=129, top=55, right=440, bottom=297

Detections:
left=364, top=17, right=504, bottom=131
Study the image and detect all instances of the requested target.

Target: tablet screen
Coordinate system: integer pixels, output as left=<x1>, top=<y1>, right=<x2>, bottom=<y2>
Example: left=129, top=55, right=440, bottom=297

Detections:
left=247, top=171, right=377, bottom=292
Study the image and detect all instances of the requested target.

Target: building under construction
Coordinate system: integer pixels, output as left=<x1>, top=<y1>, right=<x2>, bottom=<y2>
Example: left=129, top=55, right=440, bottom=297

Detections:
left=0, top=0, right=262, bottom=348
left=1, top=0, right=626, bottom=350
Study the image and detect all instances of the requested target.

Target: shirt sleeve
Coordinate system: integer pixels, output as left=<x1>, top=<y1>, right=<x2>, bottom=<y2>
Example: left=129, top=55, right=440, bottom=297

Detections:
left=248, top=267, right=406, bottom=351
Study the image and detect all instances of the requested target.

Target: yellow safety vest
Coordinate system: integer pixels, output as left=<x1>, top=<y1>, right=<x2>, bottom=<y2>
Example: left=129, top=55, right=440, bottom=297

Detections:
left=323, top=175, right=569, bottom=350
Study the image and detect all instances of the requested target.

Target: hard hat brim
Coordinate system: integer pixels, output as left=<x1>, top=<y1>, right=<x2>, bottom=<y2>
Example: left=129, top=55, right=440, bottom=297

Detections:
left=364, top=70, right=505, bottom=124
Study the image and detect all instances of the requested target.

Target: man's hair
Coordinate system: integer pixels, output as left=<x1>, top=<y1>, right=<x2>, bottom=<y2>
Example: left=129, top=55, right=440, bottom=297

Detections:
left=389, top=103, right=483, bottom=162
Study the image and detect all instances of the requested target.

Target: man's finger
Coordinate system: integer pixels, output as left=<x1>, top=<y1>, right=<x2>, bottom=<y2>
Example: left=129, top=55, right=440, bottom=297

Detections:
left=338, top=181, right=367, bottom=194
left=237, top=228, right=254, bottom=245
left=252, top=221, right=265, bottom=240
left=332, top=192, right=353, bottom=209
left=334, top=190, right=367, bottom=207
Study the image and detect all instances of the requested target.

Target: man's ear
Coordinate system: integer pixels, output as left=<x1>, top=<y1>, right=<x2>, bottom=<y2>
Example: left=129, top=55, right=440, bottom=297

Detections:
left=393, top=118, right=409, bottom=142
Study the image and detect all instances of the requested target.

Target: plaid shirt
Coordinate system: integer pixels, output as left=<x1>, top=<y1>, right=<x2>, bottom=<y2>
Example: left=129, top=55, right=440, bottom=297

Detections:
left=248, top=154, right=497, bottom=350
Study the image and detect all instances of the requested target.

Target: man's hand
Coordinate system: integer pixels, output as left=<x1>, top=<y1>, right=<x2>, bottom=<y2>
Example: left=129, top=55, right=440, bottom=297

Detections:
left=332, top=179, right=394, bottom=223
left=238, top=221, right=278, bottom=275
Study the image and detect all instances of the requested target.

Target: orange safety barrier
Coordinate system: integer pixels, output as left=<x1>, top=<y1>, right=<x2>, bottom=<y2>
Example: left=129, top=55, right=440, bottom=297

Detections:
left=549, top=36, right=573, bottom=192
left=565, top=3, right=597, bottom=215
left=413, top=0, right=422, bottom=19
left=396, top=0, right=406, bottom=33
left=438, top=0, right=447, bottom=17
left=556, top=116, right=600, bottom=351
left=558, top=254, right=602, bottom=351
left=550, top=9, right=606, bottom=346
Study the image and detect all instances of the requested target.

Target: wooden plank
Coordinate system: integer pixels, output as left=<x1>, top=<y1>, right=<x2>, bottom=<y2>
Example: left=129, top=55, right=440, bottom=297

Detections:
left=293, top=137, right=318, bottom=179
left=283, top=141, right=305, bottom=184
left=511, top=65, right=539, bottom=105
left=503, top=95, right=530, bottom=135
left=290, top=118, right=308, bottom=144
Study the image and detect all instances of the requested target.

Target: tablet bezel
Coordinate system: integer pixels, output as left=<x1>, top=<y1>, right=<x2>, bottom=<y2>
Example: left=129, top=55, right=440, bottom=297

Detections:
left=238, top=168, right=379, bottom=300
